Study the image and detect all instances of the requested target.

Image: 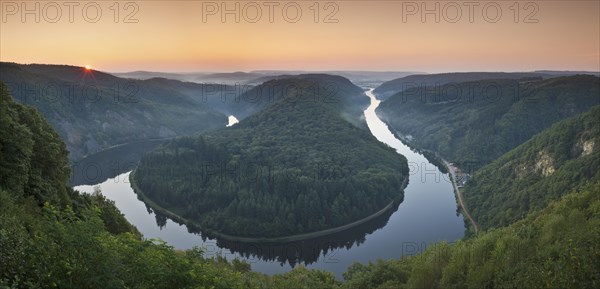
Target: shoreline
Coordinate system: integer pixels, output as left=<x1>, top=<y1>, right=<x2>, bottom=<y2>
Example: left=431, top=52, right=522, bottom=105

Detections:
left=443, top=160, right=480, bottom=234
left=74, top=137, right=173, bottom=162
left=376, top=112, right=480, bottom=234
left=130, top=170, right=408, bottom=243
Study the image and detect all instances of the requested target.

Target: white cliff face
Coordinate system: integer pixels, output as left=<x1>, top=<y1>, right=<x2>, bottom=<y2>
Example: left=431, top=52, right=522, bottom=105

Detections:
left=535, top=151, right=555, bottom=177
left=582, top=140, right=595, bottom=156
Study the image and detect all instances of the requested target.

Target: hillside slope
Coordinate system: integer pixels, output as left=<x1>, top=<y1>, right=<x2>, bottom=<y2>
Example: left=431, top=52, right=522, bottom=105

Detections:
left=341, top=182, right=600, bottom=289
left=377, top=75, right=600, bottom=169
left=0, top=62, right=228, bottom=160
left=0, top=79, right=342, bottom=289
left=133, top=76, right=408, bottom=238
left=462, top=105, right=600, bottom=231
left=1, top=76, right=598, bottom=288
left=373, top=72, right=552, bottom=99
left=232, top=74, right=370, bottom=128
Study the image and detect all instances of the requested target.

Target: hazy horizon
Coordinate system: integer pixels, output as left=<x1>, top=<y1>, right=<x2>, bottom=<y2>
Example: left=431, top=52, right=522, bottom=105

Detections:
left=2, top=60, right=598, bottom=75
left=2, top=1, right=598, bottom=72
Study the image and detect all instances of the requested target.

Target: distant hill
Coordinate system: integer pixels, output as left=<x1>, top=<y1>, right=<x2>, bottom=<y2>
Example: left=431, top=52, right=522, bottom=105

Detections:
left=141, top=73, right=370, bottom=127
left=249, top=70, right=421, bottom=86
left=372, top=71, right=598, bottom=99
left=462, top=106, right=600, bottom=231
left=377, top=75, right=600, bottom=169
left=111, top=71, right=204, bottom=82
left=138, top=77, right=253, bottom=116
left=132, top=76, right=409, bottom=238
left=114, top=71, right=266, bottom=85
left=115, top=70, right=420, bottom=87
left=0, top=62, right=228, bottom=160
left=232, top=74, right=370, bottom=129
left=534, top=70, right=600, bottom=76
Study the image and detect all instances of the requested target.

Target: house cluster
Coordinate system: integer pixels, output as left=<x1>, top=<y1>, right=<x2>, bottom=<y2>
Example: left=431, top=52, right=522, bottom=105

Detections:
left=448, top=162, right=471, bottom=188
left=456, top=173, right=471, bottom=188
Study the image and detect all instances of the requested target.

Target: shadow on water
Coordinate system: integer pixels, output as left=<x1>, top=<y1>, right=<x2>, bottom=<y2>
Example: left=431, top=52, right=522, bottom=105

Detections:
left=72, top=90, right=464, bottom=278
left=151, top=197, right=402, bottom=267
left=70, top=139, right=168, bottom=187
left=72, top=137, right=407, bottom=269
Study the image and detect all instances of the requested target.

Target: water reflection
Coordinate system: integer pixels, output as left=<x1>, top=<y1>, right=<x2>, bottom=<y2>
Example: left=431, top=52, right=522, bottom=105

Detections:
left=74, top=145, right=405, bottom=267
left=70, top=139, right=167, bottom=186
left=158, top=198, right=401, bottom=267
left=72, top=138, right=403, bottom=272
left=72, top=90, right=464, bottom=278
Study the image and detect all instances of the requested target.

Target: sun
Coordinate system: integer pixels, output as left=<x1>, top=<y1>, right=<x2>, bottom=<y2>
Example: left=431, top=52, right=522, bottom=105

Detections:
left=84, top=65, right=92, bottom=70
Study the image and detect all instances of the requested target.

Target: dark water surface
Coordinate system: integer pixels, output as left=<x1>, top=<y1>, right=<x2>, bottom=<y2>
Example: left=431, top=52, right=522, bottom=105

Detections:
left=73, top=93, right=464, bottom=278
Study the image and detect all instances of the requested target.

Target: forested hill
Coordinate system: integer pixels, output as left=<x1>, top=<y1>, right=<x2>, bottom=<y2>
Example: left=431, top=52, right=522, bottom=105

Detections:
left=230, top=74, right=370, bottom=128
left=377, top=75, right=600, bottom=170
left=0, top=81, right=341, bottom=288
left=133, top=76, right=409, bottom=238
left=120, top=74, right=368, bottom=127
left=2, top=81, right=598, bottom=288
left=462, top=105, right=600, bottom=232
left=134, top=77, right=253, bottom=117
left=339, top=182, right=600, bottom=289
left=0, top=82, right=71, bottom=207
left=372, top=72, right=552, bottom=99
left=348, top=105, right=600, bottom=287
left=0, top=62, right=228, bottom=160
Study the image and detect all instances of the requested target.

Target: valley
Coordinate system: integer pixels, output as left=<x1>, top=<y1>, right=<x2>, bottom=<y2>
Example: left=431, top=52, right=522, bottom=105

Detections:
left=2, top=1, right=599, bottom=286
left=1, top=66, right=598, bottom=288
left=70, top=84, right=464, bottom=278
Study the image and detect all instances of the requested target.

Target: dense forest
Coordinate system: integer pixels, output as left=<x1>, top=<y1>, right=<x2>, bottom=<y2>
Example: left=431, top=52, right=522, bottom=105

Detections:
left=461, top=105, right=600, bottom=232
left=2, top=78, right=599, bottom=288
left=372, top=72, right=557, bottom=99
left=340, top=182, right=600, bottom=289
left=377, top=75, right=600, bottom=170
left=133, top=77, right=408, bottom=238
left=0, top=63, right=229, bottom=160
left=231, top=74, right=370, bottom=129
left=0, top=81, right=344, bottom=288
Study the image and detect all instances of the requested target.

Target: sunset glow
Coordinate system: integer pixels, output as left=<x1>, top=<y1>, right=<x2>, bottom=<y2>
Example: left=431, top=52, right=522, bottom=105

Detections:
left=1, top=1, right=598, bottom=72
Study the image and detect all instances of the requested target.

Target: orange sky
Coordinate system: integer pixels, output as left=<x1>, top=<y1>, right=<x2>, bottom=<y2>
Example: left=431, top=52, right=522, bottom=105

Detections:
left=1, top=0, right=598, bottom=72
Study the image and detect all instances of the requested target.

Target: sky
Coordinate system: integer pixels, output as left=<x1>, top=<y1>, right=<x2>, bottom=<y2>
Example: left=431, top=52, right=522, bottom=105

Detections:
left=1, top=0, right=599, bottom=73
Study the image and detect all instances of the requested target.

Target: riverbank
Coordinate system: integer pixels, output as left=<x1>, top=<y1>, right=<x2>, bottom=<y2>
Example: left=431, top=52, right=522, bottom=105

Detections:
left=444, top=161, right=480, bottom=234
left=375, top=114, right=448, bottom=174
left=75, top=88, right=464, bottom=278
left=74, top=137, right=173, bottom=162
left=374, top=109, right=479, bottom=234
left=130, top=170, right=408, bottom=243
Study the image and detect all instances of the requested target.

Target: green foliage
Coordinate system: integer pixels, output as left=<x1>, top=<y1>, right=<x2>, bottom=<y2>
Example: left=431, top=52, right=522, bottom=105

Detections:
left=462, top=106, right=600, bottom=231
left=134, top=77, right=408, bottom=238
left=378, top=75, right=600, bottom=169
left=0, top=85, right=341, bottom=288
left=374, top=72, right=549, bottom=99
left=267, top=266, right=340, bottom=289
left=0, top=63, right=227, bottom=160
left=2, top=72, right=598, bottom=288
left=72, top=186, right=141, bottom=235
left=233, top=74, right=370, bottom=129
left=0, top=82, right=70, bottom=206
left=0, top=189, right=267, bottom=289
left=341, top=182, right=600, bottom=289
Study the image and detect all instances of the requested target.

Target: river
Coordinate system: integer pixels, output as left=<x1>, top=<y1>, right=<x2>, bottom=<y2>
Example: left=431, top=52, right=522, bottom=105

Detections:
left=73, top=92, right=464, bottom=278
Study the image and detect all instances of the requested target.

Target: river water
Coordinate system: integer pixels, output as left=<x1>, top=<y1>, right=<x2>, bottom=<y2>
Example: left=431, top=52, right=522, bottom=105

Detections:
left=73, top=91, right=464, bottom=278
